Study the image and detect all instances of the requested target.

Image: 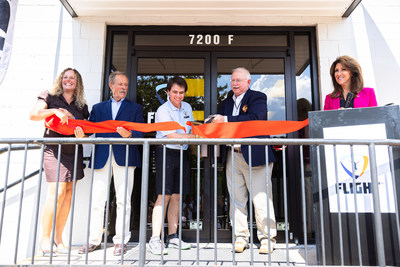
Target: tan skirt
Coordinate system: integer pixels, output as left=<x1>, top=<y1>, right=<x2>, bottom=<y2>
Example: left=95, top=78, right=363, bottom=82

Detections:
left=43, top=145, right=85, bottom=183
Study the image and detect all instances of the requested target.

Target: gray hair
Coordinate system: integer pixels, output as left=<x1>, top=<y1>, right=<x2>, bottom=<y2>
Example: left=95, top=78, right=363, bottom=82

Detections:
left=232, top=67, right=251, bottom=80
left=109, top=71, right=128, bottom=84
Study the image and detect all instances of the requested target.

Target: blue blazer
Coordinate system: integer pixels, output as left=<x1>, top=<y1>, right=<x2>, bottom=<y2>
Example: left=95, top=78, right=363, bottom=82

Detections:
left=218, top=89, right=275, bottom=167
left=89, top=99, right=144, bottom=169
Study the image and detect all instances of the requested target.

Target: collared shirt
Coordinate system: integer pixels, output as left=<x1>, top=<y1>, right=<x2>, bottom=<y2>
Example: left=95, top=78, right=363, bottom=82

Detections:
left=155, top=100, right=194, bottom=150
left=232, top=92, right=246, bottom=116
left=111, top=97, right=125, bottom=120
left=223, top=90, right=247, bottom=122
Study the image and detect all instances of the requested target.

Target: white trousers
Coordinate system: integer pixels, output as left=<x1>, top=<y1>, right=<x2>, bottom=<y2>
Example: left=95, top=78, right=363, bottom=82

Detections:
left=226, top=150, right=277, bottom=242
left=89, top=153, right=135, bottom=245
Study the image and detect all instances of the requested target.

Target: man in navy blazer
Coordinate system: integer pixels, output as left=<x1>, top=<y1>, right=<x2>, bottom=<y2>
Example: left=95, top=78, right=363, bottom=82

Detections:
left=79, top=71, right=144, bottom=256
left=208, top=67, right=276, bottom=254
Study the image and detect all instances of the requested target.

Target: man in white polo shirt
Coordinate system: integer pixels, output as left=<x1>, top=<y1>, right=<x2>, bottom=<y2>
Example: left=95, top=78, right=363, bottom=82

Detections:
left=149, top=76, right=197, bottom=255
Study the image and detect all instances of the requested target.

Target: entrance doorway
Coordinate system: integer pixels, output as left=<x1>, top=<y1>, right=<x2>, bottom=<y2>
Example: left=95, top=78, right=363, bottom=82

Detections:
left=132, top=51, right=294, bottom=242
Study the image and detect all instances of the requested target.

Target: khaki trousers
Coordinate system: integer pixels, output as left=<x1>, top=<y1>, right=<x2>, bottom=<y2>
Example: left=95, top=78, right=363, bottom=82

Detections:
left=226, top=149, right=277, bottom=242
left=89, top=153, right=135, bottom=245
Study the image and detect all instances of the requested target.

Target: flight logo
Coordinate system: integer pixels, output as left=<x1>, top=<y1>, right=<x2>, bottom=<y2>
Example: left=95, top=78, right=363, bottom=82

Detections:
left=336, top=154, right=371, bottom=195
left=340, top=155, right=369, bottom=179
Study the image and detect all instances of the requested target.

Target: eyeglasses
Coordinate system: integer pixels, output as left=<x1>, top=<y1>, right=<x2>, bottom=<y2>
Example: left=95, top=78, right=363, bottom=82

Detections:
left=230, top=79, right=247, bottom=83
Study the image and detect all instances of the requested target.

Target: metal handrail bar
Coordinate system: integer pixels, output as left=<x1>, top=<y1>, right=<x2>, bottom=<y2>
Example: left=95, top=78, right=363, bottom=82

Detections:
left=0, top=157, right=90, bottom=194
left=0, top=144, right=41, bottom=154
left=0, top=169, right=41, bottom=194
left=1, top=137, right=400, bottom=146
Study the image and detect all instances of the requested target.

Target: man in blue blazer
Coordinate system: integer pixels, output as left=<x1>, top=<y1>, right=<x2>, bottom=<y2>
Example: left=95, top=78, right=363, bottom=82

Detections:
left=208, top=67, right=276, bottom=254
left=79, top=71, right=144, bottom=256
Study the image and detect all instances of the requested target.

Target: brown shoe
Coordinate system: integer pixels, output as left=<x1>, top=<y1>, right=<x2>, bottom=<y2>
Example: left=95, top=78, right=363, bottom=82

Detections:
left=234, top=239, right=248, bottom=253
left=78, top=243, right=100, bottom=254
left=113, top=244, right=127, bottom=256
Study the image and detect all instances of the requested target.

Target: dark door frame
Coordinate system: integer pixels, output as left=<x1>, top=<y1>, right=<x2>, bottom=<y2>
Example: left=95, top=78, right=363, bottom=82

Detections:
left=105, top=26, right=319, bottom=243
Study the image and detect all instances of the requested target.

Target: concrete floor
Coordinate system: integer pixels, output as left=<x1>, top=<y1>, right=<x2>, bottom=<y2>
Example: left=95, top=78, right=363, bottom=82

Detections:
left=20, top=242, right=318, bottom=266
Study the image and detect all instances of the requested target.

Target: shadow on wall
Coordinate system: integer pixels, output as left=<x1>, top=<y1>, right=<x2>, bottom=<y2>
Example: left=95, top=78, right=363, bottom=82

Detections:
left=363, top=5, right=400, bottom=106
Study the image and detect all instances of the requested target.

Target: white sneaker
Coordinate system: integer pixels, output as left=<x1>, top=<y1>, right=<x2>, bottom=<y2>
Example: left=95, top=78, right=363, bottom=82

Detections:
left=148, top=236, right=168, bottom=255
left=166, top=233, right=191, bottom=250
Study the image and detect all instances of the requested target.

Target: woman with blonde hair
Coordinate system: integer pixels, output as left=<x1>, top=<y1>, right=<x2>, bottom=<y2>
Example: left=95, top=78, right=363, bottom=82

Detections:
left=30, top=68, right=89, bottom=255
left=324, top=55, right=378, bottom=110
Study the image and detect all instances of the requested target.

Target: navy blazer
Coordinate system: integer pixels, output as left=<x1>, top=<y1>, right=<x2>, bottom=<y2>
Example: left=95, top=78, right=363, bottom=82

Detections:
left=218, top=89, right=275, bottom=167
left=89, top=99, right=144, bottom=169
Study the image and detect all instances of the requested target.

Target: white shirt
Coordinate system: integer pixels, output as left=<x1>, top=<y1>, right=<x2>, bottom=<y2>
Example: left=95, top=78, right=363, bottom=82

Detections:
left=232, top=92, right=246, bottom=116
left=223, top=90, right=247, bottom=122
left=155, top=100, right=194, bottom=150
left=231, top=91, right=246, bottom=149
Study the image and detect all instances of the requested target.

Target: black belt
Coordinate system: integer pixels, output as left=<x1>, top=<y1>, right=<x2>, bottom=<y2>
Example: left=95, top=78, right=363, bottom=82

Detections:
left=229, top=146, right=242, bottom=154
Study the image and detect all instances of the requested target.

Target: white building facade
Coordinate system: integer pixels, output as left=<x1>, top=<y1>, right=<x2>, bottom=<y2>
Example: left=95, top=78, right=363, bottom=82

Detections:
left=1, top=0, right=400, bottom=263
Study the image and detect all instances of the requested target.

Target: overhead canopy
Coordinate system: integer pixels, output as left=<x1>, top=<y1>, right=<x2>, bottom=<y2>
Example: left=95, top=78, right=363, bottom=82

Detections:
left=61, top=0, right=362, bottom=19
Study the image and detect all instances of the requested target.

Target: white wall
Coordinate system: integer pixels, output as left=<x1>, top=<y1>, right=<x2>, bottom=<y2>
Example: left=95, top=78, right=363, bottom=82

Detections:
left=317, top=0, right=400, bottom=108
left=0, top=0, right=105, bottom=263
left=0, top=0, right=105, bottom=139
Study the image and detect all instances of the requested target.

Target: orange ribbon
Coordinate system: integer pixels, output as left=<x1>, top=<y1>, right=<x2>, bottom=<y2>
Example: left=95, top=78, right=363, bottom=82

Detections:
left=187, top=119, right=309, bottom=138
left=45, top=114, right=309, bottom=138
left=44, top=115, right=186, bottom=135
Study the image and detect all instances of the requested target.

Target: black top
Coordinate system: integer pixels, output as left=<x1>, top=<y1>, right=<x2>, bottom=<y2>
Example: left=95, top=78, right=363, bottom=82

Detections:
left=38, top=90, right=89, bottom=153
left=340, top=94, right=354, bottom=108
left=38, top=90, right=89, bottom=138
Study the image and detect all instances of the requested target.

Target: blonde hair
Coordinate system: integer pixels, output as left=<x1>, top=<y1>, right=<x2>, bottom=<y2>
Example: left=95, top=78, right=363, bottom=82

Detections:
left=49, top=68, right=87, bottom=109
left=329, top=55, right=364, bottom=98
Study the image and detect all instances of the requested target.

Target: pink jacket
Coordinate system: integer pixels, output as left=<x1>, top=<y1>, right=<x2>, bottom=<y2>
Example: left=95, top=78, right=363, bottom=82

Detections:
left=323, top=87, right=378, bottom=110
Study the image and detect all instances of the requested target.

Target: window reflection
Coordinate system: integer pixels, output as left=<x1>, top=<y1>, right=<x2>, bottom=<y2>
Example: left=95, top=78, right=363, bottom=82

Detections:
left=111, top=34, right=128, bottom=72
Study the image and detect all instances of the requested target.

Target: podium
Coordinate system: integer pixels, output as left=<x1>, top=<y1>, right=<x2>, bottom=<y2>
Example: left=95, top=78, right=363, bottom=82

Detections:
left=309, top=106, right=400, bottom=266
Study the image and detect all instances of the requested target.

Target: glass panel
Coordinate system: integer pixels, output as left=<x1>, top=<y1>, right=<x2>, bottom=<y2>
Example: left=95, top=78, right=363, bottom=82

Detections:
left=295, top=34, right=314, bottom=240
left=135, top=34, right=287, bottom=47
left=217, top=58, right=286, bottom=121
left=136, top=58, right=205, bottom=231
left=216, top=58, right=286, bottom=230
left=111, top=34, right=128, bottom=72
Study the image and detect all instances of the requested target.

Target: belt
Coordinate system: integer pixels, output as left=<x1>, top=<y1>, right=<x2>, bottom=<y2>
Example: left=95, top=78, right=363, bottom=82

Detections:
left=229, top=146, right=242, bottom=154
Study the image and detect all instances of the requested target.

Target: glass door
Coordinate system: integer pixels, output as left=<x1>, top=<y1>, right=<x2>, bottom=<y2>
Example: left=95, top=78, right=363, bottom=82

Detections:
left=131, top=52, right=211, bottom=241
left=211, top=52, right=292, bottom=241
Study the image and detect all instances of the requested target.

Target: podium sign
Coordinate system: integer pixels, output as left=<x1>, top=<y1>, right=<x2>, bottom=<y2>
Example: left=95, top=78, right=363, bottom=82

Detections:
left=323, top=123, right=395, bottom=213
left=309, top=106, right=400, bottom=266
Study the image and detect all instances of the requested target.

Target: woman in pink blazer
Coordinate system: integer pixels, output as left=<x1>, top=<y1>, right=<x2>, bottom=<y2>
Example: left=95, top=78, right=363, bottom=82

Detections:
left=324, top=55, right=378, bottom=110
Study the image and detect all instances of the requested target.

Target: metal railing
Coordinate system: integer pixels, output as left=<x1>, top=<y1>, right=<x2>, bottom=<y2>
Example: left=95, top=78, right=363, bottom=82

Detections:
left=0, top=137, right=399, bottom=266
